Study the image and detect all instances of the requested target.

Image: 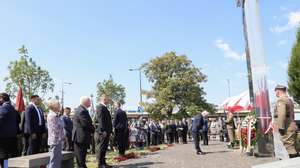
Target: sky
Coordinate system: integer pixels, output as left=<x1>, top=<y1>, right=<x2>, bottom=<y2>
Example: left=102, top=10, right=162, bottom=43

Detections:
left=0, top=0, right=300, bottom=110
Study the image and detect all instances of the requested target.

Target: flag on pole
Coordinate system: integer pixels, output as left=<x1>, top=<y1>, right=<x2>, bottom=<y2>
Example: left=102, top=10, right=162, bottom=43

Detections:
left=15, top=81, right=25, bottom=113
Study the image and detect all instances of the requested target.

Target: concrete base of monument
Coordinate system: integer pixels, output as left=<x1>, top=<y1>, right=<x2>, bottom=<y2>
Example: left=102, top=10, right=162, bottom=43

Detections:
left=252, top=157, right=300, bottom=168
left=8, top=151, right=74, bottom=168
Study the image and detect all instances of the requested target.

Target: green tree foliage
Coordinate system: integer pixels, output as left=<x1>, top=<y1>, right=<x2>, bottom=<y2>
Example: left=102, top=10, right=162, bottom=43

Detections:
left=4, top=45, right=54, bottom=104
left=96, top=75, right=126, bottom=106
left=142, top=51, right=214, bottom=119
left=288, top=28, right=300, bottom=104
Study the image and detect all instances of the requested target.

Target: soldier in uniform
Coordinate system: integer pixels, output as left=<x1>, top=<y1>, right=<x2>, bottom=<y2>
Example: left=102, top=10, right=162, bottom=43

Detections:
left=226, top=111, right=235, bottom=149
left=274, top=84, right=298, bottom=158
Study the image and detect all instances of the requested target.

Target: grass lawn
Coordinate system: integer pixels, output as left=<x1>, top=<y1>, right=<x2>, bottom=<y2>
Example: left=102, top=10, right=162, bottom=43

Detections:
left=83, top=144, right=171, bottom=168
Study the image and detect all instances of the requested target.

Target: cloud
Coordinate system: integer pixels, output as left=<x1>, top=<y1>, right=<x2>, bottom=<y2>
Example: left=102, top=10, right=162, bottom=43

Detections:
left=270, top=10, right=300, bottom=33
left=215, top=39, right=245, bottom=61
left=277, top=40, right=287, bottom=46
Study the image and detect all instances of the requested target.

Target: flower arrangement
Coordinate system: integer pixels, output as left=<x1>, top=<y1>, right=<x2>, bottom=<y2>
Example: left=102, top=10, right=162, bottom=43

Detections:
left=147, top=146, right=161, bottom=152
left=240, top=115, right=257, bottom=147
left=113, top=152, right=139, bottom=162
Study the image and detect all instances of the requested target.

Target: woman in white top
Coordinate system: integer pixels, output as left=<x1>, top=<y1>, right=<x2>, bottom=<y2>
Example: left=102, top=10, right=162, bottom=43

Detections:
left=47, top=99, right=64, bottom=168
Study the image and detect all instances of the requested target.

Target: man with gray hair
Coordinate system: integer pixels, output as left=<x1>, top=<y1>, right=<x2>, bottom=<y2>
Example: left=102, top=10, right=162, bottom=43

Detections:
left=72, top=96, right=95, bottom=168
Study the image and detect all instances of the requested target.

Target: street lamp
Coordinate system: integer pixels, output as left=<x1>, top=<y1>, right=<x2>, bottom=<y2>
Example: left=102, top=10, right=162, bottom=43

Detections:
left=129, top=68, right=143, bottom=106
left=61, top=81, right=72, bottom=113
left=226, top=79, right=231, bottom=97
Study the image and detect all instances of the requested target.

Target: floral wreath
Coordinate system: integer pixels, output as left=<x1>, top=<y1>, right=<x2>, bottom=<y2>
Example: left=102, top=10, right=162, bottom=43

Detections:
left=240, top=115, right=257, bottom=147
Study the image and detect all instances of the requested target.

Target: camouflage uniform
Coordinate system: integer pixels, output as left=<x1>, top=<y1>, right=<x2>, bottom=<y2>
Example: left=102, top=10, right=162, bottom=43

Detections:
left=226, top=112, right=235, bottom=145
left=274, top=95, right=298, bottom=156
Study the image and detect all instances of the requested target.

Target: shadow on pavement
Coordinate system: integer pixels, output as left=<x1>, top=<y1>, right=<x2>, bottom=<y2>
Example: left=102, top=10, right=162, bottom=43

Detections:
left=204, top=150, right=231, bottom=154
left=117, top=161, right=164, bottom=168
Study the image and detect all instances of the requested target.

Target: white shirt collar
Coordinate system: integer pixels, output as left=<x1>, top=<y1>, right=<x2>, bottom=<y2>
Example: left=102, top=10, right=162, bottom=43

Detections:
left=49, top=110, right=58, bottom=116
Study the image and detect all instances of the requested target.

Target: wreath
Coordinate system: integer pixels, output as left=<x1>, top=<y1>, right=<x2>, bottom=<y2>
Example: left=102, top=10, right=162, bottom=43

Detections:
left=240, top=115, right=257, bottom=147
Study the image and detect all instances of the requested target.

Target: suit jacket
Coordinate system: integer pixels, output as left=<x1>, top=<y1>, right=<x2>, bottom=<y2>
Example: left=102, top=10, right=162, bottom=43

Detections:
left=61, top=115, right=73, bottom=138
left=72, top=105, right=95, bottom=144
left=113, top=108, right=128, bottom=132
left=0, top=101, right=20, bottom=138
left=95, top=104, right=112, bottom=134
left=24, top=104, right=46, bottom=134
left=191, top=114, right=204, bottom=133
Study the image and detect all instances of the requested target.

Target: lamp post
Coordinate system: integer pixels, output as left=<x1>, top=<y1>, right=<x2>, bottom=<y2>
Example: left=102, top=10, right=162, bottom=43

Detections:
left=129, top=68, right=143, bottom=107
left=61, top=81, right=72, bottom=113
left=90, top=94, right=95, bottom=118
left=227, top=79, right=231, bottom=97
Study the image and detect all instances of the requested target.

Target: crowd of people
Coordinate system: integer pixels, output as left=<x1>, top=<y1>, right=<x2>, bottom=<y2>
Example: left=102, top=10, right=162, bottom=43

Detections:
left=0, top=92, right=235, bottom=168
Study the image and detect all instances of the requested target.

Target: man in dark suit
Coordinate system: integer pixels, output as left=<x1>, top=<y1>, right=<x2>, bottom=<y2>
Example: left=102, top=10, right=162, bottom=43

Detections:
left=61, top=107, right=73, bottom=151
left=0, top=93, right=20, bottom=168
left=113, top=102, right=128, bottom=156
left=182, top=118, right=188, bottom=144
left=72, top=97, right=95, bottom=168
left=191, top=112, right=205, bottom=155
left=24, top=95, right=46, bottom=155
left=95, top=95, right=112, bottom=168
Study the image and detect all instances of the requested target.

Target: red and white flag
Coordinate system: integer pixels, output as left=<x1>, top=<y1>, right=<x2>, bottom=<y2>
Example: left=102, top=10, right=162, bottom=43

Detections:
left=15, top=81, right=25, bottom=113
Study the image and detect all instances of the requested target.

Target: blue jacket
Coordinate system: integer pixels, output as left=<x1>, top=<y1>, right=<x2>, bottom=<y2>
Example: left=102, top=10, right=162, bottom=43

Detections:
left=61, top=115, right=73, bottom=137
left=202, top=118, right=209, bottom=132
left=0, top=102, right=20, bottom=138
left=191, top=114, right=204, bottom=133
left=113, top=108, right=128, bottom=131
left=24, top=104, right=46, bottom=134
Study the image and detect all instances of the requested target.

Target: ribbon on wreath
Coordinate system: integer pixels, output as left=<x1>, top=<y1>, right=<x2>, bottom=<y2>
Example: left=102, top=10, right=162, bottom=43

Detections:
left=247, top=120, right=252, bottom=147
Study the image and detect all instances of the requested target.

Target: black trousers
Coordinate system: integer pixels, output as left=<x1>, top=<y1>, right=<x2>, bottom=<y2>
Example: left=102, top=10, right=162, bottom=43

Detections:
left=74, top=142, right=89, bottom=168
left=167, top=133, right=174, bottom=144
left=0, top=138, right=17, bottom=168
left=192, top=132, right=202, bottom=152
left=175, top=131, right=179, bottom=143
left=115, top=131, right=127, bottom=155
left=202, top=131, right=209, bottom=145
left=151, top=133, right=157, bottom=146
left=22, top=134, right=30, bottom=156
left=182, top=131, right=187, bottom=143
left=63, top=135, right=74, bottom=151
left=96, top=133, right=110, bottom=166
left=27, top=133, right=42, bottom=155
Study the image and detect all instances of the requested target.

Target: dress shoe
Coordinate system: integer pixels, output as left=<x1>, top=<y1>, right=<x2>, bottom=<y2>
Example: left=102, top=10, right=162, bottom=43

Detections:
left=196, top=151, right=205, bottom=155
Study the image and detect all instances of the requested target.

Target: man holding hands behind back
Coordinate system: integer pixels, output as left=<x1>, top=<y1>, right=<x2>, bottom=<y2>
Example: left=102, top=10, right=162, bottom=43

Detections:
left=191, top=111, right=205, bottom=155
left=95, top=95, right=113, bottom=168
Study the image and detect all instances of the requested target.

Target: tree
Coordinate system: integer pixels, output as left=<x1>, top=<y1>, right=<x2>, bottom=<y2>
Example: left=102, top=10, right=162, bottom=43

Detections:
left=4, top=45, right=54, bottom=104
left=96, top=75, right=126, bottom=107
left=142, top=51, right=213, bottom=118
left=288, top=28, right=300, bottom=105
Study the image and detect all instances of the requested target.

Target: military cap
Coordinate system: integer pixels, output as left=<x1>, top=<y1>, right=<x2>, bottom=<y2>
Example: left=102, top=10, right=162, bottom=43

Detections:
left=274, top=84, right=287, bottom=91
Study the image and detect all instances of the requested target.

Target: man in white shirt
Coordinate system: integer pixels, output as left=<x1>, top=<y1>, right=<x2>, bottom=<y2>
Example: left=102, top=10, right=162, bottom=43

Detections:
left=24, top=95, right=46, bottom=155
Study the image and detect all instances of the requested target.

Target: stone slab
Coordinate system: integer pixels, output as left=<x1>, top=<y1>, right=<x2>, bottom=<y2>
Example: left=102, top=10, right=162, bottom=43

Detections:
left=252, top=157, right=300, bottom=168
left=8, top=151, right=73, bottom=168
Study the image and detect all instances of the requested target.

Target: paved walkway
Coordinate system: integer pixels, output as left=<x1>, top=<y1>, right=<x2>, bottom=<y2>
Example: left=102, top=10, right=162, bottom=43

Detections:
left=117, top=141, right=277, bottom=168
